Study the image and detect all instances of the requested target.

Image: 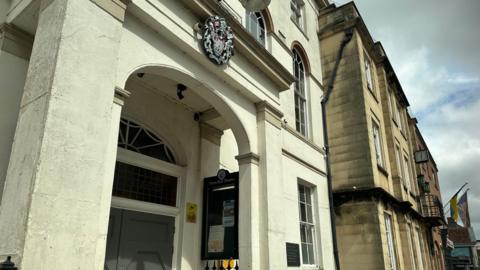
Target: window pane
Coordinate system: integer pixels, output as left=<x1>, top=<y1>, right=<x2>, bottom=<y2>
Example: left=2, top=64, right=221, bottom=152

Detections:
left=305, top=187, right=311, bottom=204
left=300, top=224, right=307, bottom=242
left=113, top=162, right=177, bottom=206
left=307, top=243, right=315, bottom=264
left=301, top=243, right=309, bottom=263
left=298, top=185, right=305, bottom=202
left=300, top=204, right=307, bottom=221
left=306, top=225, right=313, bottom=243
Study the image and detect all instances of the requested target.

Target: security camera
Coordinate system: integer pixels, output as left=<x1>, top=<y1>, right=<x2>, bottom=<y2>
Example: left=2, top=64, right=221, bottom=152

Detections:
left=193, top=22, right=203, bottom=33
left=177, top=84, right=187, bottom=100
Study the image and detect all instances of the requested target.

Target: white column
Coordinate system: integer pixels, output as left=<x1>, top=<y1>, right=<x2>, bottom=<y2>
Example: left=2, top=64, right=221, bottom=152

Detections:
left=236, top=152, right=261, bottom=270
left=255, top=101, right=286, bottom=269
left=0, top=0, right=124, bottom=269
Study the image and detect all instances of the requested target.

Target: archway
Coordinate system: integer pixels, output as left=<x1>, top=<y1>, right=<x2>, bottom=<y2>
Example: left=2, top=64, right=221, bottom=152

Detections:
left=104, top=65, right=256, bottom=270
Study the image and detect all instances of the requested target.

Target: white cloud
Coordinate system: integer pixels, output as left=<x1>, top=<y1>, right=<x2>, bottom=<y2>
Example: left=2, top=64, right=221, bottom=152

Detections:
left=447, top=74, right=480, bottom=84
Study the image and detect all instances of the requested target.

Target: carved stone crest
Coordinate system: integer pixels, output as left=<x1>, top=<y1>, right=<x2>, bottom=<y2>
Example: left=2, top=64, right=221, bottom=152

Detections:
left=202, top=16, right=234, bottom=65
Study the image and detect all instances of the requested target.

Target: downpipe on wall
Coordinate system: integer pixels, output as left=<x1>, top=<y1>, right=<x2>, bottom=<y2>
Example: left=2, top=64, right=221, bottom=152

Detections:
left=321, top=28, right=353, bottom=270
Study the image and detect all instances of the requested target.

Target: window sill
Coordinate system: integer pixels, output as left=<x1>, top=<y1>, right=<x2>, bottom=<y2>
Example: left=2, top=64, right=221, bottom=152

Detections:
left=301, top=265, right=320, bottom=270
left=290, top=18, right=309, bottom=41
left=392, top=118, right=398, bottom=127
left=368, top=87, right=379, bottom=103
left=377, top=164, right=389, bottom=177
left=282, top=123, right=325, bottom=155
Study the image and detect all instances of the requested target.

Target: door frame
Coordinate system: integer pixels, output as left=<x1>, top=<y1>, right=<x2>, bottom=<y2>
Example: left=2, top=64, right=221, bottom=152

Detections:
left=111, top=147, right=187, bottom=270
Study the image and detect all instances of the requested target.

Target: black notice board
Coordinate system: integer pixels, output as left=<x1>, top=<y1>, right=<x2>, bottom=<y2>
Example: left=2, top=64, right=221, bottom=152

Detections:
left=201, top=171, right=239, bottom=260
left=286, top=242, right=301, bottom=267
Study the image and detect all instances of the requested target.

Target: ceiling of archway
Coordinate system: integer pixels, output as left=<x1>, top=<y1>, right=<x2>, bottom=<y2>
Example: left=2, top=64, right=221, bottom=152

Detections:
left=127, top=73, right=229, bottom=130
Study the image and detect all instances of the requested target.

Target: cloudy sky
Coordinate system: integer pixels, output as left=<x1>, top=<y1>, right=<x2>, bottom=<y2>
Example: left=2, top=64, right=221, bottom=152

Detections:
left=333, top=0, right=480, bottom=237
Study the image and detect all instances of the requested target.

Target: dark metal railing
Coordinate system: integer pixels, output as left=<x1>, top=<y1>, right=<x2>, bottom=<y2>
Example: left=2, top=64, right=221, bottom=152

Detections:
left=419, top=194, right=444, bottom=220
left=0, top=256, right=17, bottom=270
left=204, top=260, right=239, bottom=270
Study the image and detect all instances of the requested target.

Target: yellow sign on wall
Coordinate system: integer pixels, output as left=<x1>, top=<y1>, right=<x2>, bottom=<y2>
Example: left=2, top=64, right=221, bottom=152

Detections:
left=186, top=202, right=197, bottom=223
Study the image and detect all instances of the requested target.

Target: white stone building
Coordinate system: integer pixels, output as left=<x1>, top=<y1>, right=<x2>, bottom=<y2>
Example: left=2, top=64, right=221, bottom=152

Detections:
left=0, top=0, right=335, bottom=269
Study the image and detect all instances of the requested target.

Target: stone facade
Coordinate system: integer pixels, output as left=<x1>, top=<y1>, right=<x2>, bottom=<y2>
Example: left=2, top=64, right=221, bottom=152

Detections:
left=0, top=0, right=337, bottom=269
left=409, top=117, right=446, bottom=270
left=318, top=2, right=445, bottom=270
left=0, top=1, right=447, bottom=270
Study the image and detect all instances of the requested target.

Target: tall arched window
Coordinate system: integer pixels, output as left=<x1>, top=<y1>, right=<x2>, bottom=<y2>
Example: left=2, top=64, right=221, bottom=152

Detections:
left=293, top=49, right=308, bottom=136
left=246, top=11, right=266, bottom=47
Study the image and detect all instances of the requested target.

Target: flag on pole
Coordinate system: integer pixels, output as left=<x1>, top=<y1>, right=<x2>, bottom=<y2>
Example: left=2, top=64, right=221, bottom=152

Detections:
left=458, top=191, right=471, bottom=227
left=450, top=194, right=459, bottom=222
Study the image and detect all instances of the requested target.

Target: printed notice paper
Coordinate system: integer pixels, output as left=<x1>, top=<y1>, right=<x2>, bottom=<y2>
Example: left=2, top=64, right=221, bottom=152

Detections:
left=222, top=200, right=235, bottom=227
left=208, top=225, right=225, bottom=253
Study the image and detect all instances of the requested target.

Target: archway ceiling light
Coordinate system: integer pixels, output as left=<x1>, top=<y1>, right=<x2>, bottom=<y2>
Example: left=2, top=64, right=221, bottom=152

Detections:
left=239, top=0, right=271, bottom=11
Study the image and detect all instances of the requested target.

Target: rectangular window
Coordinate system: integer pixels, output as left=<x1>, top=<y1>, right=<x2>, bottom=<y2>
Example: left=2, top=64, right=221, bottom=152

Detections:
left=393, top=100, right=400, bottom=126
left=364, top=54, right=374, bottom=91
left=397, top=104, right=404, bottom=131
left=372, top=120, right=384, bottom=167
left=413, top=228, right=425, bottom=270
left=395, top=145, right=402, bottom=178
left=406, top=223, right=417, bottom=270
left=403, top=155, right=411, bottom=190
left=387, top=88, right=393, bottom=115
left=298, top=184, right=316, bottom=265
left=384, top=213, right=398, bottom=270
left=291, top=0, right=304, bottom=29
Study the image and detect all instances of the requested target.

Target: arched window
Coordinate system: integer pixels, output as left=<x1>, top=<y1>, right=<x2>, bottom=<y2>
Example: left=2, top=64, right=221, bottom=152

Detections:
left=246, top=11, right=266, bottom=46
left=118, top=117, right=176, bottom=164
left=293, top=49, right=308, bottom=136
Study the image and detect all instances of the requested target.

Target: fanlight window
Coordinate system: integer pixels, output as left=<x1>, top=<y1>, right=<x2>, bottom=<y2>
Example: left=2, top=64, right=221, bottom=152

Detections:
left=118, top=118, right=176, bottom=164
left=246, top=11, right=266, bottom=46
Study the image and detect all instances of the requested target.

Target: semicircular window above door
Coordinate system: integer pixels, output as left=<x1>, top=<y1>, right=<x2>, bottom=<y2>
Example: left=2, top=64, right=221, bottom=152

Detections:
left=118, top=117, right=176, bottom=164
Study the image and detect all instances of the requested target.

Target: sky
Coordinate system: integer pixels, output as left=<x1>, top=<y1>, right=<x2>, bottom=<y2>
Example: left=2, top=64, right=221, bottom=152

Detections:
left=333, top=0, right=480, bottom=238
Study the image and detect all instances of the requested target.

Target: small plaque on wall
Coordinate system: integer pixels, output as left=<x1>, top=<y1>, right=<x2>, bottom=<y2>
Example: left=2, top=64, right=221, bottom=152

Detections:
left=286, top=242, right=300, bottom=267
left=186, top=202, right=197, bottom=223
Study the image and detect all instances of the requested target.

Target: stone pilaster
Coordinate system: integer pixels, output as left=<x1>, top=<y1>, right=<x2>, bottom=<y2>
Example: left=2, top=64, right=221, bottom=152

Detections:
left=235, top=151, right=262, bottom=270
left=255, top=100, right=285, bottom=269
left=0, top=0, right=124, bottom=269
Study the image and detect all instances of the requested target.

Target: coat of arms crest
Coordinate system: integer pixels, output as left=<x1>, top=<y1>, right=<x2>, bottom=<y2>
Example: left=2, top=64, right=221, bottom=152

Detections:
left=202, top=16, right=234, bottom=65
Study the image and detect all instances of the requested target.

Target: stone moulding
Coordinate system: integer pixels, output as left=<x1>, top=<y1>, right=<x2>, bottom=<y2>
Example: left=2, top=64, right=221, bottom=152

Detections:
left=235, top=152, right=260, bottom=165
left=255, top=100, right=283, bottom=129
left=0, top=23, right=34, bottom=60
left=90, top=0, right=129, bottom=22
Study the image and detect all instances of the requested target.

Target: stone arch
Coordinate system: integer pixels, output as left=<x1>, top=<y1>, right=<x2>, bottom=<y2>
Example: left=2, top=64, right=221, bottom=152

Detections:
left=260, top=8, right=274, bottom=33
left=120, top=64, right=252, bottom=157
left=291, top=41, right=311, bottom=75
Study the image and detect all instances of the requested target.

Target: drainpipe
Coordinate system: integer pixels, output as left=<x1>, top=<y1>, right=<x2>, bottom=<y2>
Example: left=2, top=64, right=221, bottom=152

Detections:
left=321, top=28, right=353, bottom=270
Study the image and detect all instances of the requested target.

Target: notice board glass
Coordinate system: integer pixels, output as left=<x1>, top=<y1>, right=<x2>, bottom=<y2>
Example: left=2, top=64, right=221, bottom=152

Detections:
left=201, top=170, right=239, bottom=260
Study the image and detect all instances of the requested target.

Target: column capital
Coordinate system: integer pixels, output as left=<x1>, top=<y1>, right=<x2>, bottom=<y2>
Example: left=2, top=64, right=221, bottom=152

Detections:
left=0, top=23, right=34, bottom=60
left=200, top=123, right=224, bottom=146
left=255, top=100, right=283, bottom=129
left=114, top=86, right=130, bottom=105
left=235, top=152, right=260, bottom=165
left=90, top=0, right=129, bottom=22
